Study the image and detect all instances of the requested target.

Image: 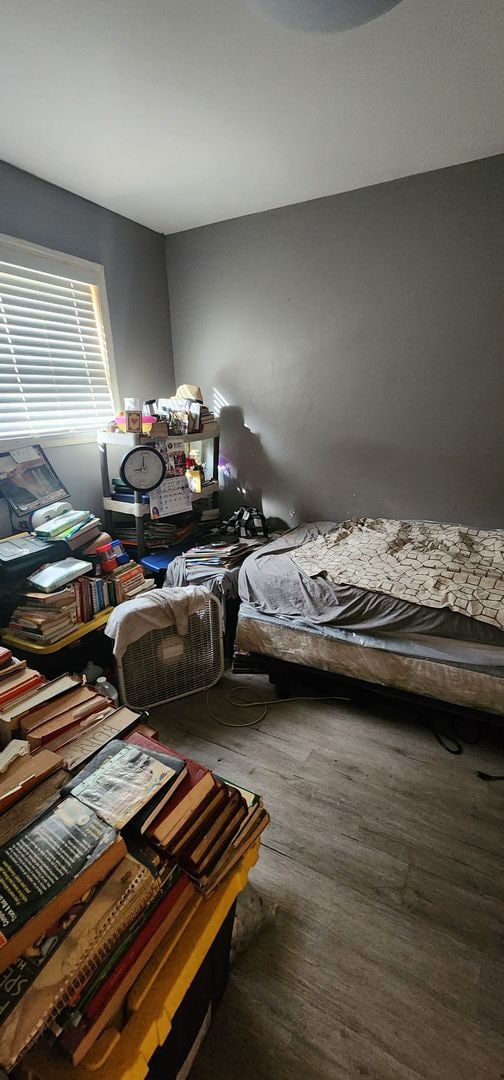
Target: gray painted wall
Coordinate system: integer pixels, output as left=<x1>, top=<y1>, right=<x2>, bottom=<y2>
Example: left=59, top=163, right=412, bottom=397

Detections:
left=0, top=160, right=174, bottom=534
left=166, top=154, right=504, bottom=529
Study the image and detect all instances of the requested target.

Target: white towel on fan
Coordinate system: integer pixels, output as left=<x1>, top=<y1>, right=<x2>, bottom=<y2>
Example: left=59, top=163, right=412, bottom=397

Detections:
left=105, top=586, right=211, bottom=658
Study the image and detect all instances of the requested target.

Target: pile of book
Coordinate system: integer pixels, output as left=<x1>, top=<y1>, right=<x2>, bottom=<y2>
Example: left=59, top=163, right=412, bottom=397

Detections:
left=33, top=509, right=102, bottom=552
left=0, top=657, right=269, bottom=1071
left=7, top=559, right=153, bottom=642
left=73, top=560, right=153, bottom=621
left=184, top=539, right=261, bottom=570
left=7, top=588, right=78, bottom=645
left=140, top=731, right=269, bottom=896
left=0, top=653, right=45, bottom=723
left=0, top=666, right=142, bottom=767
left=73, top=574, right=113, bottom=621
left=199, top=404, right=217, bottom=432
left=117, top=516, right=201, bottom=552
left=106, top=559, right=154, bottom=602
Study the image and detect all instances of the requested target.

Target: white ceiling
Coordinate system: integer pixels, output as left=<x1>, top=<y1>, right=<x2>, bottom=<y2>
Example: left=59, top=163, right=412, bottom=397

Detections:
left=1, top=0, right=503, bottom=234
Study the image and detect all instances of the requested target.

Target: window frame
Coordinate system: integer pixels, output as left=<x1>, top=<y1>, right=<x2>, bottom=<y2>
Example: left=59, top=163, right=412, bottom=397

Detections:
left=0, top=233, right=119, bottom=449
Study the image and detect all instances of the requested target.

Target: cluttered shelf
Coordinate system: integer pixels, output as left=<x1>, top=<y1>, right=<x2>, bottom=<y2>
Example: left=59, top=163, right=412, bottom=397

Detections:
left=102, top=481, right=219, bottom=518
left=99, top=425, right=220, bottom=448
left=98, top=391, right=221, bottom=558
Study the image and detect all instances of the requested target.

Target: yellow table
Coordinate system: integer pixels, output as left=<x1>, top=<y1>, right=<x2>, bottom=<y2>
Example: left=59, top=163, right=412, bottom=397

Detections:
left=21, top=842, right=259, bottom=1080
left=2, top=609, right=112, bottom=655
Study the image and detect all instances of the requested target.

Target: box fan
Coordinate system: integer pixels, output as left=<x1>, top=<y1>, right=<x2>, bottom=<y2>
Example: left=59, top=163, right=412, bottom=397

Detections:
left=115, top=594, right=224, bottom=710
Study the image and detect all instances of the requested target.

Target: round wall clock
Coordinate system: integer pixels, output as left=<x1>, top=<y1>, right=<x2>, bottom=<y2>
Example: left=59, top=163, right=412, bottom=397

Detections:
left=120, top=446, right=165, bottom=492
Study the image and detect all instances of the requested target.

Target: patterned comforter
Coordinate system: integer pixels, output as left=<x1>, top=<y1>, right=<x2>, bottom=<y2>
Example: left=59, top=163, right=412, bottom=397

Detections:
left=291, top=518, right=504, bottom=630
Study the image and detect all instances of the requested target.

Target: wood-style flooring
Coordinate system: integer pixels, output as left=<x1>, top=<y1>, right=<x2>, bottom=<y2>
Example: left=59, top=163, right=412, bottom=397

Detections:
left=153, top=673, right=504, bottom=1080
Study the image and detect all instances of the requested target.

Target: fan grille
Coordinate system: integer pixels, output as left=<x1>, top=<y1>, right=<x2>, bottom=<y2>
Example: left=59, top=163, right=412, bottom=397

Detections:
left=116, top=595, right=224, bottom=709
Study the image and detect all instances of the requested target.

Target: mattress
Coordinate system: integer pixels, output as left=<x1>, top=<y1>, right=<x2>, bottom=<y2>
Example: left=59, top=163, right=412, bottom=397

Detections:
left=235, top=610, right=504, bottom=715
left=238, top=523, right=504, bottom=647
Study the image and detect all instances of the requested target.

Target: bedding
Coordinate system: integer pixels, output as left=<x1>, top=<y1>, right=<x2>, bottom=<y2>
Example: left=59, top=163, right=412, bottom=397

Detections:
left=238, top=523, right=504, bottom=646
left=292, top=518, right=504, bottom=630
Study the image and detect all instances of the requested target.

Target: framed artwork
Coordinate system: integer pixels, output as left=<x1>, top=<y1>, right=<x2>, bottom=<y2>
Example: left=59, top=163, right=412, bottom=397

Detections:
left=0, top=445, right=69, bottom=516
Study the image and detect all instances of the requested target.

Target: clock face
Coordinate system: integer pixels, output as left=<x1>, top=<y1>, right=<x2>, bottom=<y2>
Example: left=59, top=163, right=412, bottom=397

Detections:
left=120, top=447, right=165, bottom=492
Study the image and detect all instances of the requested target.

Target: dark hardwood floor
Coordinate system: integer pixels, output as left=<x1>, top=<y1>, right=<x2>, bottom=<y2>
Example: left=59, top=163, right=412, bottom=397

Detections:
left=153, top=673, right=504, bottom=1080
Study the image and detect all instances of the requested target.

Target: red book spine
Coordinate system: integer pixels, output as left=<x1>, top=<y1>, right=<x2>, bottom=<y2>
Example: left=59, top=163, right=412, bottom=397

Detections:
left=58, top=873, right=192, bottom=1057
left=0, top=674, right=44, bottom=706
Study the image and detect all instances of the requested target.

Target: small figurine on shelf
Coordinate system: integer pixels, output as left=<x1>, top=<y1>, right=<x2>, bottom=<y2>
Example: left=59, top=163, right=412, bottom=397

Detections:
left=185, top=456, right=204, bottom=494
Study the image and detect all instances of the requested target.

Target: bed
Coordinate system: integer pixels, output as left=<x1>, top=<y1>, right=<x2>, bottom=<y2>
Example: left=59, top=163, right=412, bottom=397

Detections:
left=236, top=521, right=504, bottom=715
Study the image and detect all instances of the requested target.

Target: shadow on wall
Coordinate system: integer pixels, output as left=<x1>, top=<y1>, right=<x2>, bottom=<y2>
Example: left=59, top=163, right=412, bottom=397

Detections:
left=217, top=406, right=288, bottom=529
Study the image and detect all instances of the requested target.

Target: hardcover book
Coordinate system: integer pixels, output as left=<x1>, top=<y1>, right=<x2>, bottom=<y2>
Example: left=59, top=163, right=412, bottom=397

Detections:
left=0, top=748, right=62, bottom=814
left=0, top=658, right=27, bottom=683
left=18, top=686, right=95, bottom=737
left=0, top=797, right=125, bottom=975
left=0, top=674, right=79, bottom=744
left=25, top=690, right=106, bottom=748
left=64, top=741, right=187, bottom=829
left=0, top=669, right=45, bottom=709
left=59, top=708, right=143, bottom=771
left=0, top=769, right=69, bottom=847
left=0, top=853, right=158, bottom=1070
left=126, top=731, right=215, bottom=846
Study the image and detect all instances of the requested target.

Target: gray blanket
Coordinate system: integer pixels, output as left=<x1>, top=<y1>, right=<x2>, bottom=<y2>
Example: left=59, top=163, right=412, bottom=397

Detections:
left=238, top=523, right=504, bottom=646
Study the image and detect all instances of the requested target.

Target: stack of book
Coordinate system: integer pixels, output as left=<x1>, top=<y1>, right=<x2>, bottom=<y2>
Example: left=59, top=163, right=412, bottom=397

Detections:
left=184, top=539, right=260, bottom=570
left=0, top=667, right=142, bottom=760
left=34, top=510, right=102, bottom=552
left=117, top=516, right=201, bottom=551
left=0, top=702, right=268, bottom=1070
left=73, top=575, right=113, bottom=622
left=7, top=560, right=153, bottom=643
left=131, top=732, right=270, bottom=897
left=199, top=404, right=218, bottom=432
left=0, top=655, right=45, bottom=734
left=7, top=588, right=78, bottom=645
left=105, top=559, right=154, bottom=603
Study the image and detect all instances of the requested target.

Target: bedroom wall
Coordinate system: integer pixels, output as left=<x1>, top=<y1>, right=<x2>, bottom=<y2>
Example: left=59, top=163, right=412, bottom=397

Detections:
left=165, top=154, right=504, bottom=529
left=0, top=160, right=174, bottom=534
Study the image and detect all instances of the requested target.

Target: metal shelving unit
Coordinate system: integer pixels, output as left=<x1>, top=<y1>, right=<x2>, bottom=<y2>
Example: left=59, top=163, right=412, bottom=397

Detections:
left=98, top=427, right=220, bottom=558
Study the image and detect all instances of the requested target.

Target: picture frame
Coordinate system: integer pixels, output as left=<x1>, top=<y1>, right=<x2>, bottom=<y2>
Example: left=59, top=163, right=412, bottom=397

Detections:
left=0, top=445, right=69, bottom=516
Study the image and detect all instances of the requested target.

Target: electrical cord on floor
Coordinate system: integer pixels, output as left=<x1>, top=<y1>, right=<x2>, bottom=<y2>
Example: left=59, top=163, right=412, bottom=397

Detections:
left=207, top=686, right=504, bottom=779
left=427, top=725, right=464, bottom=755
left=206, top=685, right=351, bottom=728
left=417, top=711, right=504, bottom=780
left=422, top=709, right=481, bottom=755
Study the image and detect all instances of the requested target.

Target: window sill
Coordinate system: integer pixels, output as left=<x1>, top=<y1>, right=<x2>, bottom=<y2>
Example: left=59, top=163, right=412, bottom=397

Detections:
left=0, top=432, right=99, bottom=451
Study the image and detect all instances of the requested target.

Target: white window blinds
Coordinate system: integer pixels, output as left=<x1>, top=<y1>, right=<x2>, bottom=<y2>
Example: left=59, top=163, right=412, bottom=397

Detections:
left=0, top=257, right=115, bottom=439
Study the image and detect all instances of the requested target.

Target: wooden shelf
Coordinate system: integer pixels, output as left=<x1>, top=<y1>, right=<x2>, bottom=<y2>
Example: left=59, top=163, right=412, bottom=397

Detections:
left=2, top=608, right=112, bottom=655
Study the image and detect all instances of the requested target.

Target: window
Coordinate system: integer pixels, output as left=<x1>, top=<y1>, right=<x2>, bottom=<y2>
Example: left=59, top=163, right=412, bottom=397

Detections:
left=0, top=236, right=117, bottom=442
